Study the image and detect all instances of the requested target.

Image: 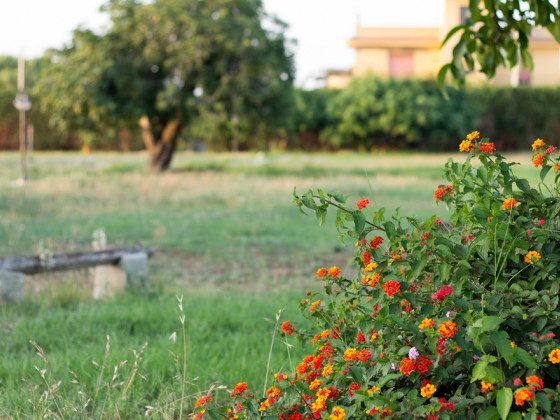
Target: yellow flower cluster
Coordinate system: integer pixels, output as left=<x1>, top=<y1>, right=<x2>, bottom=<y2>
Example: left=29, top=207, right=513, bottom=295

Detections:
left=420, top=383, right=436, bottom=398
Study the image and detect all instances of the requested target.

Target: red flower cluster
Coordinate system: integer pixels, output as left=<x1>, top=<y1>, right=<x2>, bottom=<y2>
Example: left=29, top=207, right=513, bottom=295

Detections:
left=356, top=197, right=370, bottom=210
left=356, top=331, right=365, bottom=344
left=533, top=154, right=545, bottom=167
left=433, top=185, right=454, bottom=202
left=348, top=382, right=361, bottom=396
left=370, top=236, right=383, bottom=249
left=415, top=355, right=432, bottom=376
left=479, top=142, right=496, bottom=154
left=431, top=285, right=453, bottom=302
left=439, top=398, right=455, bottom=412
left=382, top=280, right=400, bottom=297
left=361, top=250, right=371, bottom=265
left=281, top=321, right=296, bottom=336
left=436, top=338, right=446, bottom=356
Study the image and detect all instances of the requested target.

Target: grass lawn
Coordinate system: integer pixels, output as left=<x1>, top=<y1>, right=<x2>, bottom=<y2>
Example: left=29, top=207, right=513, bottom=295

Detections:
left=0, top=150, right=538, bottom=417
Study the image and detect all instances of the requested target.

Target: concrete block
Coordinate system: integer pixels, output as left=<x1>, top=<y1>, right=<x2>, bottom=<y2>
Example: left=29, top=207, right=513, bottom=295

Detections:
left=93, top=252, right=148, bottom=299
left=0, top=270, right=25, bottom=302
left=119, top=252, right=149, bottom=288
left=93, top=265, right=126, bottom=300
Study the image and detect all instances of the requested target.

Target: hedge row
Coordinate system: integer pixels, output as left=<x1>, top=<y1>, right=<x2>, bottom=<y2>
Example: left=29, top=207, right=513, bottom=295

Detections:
left=295, top=77, right=560, bottom=151
left=1, top=68, right=560, bottom=151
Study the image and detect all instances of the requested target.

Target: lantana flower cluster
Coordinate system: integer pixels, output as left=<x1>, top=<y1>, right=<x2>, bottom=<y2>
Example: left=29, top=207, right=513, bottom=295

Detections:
left=195, top=134, right=560, bottom=419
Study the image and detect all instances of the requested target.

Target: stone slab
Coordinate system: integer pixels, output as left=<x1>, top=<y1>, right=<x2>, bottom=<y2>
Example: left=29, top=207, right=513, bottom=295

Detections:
left=0, top=270, right=25, bottom=302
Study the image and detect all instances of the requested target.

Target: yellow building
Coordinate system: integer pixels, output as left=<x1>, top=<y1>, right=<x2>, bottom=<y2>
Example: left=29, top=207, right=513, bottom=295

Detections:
left=328, top=0, right=560, bottom=88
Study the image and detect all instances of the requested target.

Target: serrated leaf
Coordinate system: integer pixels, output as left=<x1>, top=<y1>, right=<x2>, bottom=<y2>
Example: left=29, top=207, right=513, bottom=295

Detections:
left=497, top=388, right=513, bottom=420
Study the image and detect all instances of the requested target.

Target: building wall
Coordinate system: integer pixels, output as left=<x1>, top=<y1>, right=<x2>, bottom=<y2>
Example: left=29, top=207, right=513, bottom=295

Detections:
left=331, top=0, right=560, bottom=89
left=354, top=49, right=390, bottom=78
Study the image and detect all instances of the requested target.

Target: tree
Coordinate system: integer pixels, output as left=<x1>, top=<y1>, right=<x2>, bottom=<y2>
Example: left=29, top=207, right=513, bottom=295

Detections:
left=440, top=0, right=560, bottom=87
left=36, top=0, right=294, bottom=170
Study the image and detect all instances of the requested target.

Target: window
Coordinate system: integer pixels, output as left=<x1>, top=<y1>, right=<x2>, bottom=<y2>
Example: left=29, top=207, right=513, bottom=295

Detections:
left=519, top=68, right=531, bottom=85
left=389, top=52, right=414, bottom=77
left=460, top=7, right=470, bottom=24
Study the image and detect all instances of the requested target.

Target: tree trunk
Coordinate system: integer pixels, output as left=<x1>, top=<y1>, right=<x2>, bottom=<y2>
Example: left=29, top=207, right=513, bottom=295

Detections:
left=139, top=116, right=183, bottom=171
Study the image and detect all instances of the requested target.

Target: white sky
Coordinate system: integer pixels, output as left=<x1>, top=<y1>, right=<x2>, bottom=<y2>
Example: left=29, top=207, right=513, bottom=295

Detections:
left=0, top=0, right=443, bottom=88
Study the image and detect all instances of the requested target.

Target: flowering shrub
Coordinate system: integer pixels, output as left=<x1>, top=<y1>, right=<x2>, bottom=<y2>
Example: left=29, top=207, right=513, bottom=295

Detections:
left=195, top=134, right=560, bottom=419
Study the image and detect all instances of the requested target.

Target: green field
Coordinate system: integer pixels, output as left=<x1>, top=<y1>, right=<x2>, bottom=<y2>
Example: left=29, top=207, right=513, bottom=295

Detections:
left=0, top=150, right=537, bottom=417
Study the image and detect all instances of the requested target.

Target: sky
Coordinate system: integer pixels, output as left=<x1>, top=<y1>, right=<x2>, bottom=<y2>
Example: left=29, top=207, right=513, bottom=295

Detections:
left=0, top=0, right=443, bottom=88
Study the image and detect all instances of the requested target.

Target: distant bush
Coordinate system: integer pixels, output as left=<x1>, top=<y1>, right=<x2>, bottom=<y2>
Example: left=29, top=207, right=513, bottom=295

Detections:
left=321, top=77, right=481, bottom=151
left=301, top=77, right=560, bottom=152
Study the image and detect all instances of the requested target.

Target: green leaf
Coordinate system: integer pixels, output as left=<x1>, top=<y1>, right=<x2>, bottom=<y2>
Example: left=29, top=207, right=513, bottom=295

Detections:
left=383, top=221, right=396, bottom=241
left=437, top=64, right=451, bottom=98
left=378, top=373, right=400, bottom=387
left=490, top=330, right=514, bottom=365
left=348, top=366, right=362, bottom=383
left=480, top=316, right=505, bottom=332
left=540, top=165, right=552, bottom=182
left=441, top=25, right=465, bottom=47
left=479, top=406, right=500, bottom=420
left=497, top=388, right=513, bottom=420
left=506, top=413, right=522, bottom=420
left=515, top=178, right=531, bottom=193
left=485, top=366, right=503, bottom=383
left=535, top=391, right=551, bottom=412
left=353, top=213, right=366, bottom=235
left=514, top=347, right=538, bottom=369
left=316, top=207, right=327, bottom=226
left=331, top=192, right=347, bottom=203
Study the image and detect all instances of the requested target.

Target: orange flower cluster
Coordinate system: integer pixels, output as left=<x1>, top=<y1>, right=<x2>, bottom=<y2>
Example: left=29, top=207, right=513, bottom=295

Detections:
left=281, top=320, right=296, bottom=336
left=343, top=348, right=359, bottom=362
left=438, top=321, right=457, bottom=338
left=524, top=250, right=541, bottom=264
left=328, top=266, right=341, bottom=277
left=502, top=198, right=518, bottom=210
left=526, top=375, right=544, bottom=391
left=310, top=300, right=321, bottom=312
left=231, top=382, right=248, bottom=399
left=330, top=406, right=345, bottom=420
left=316, top=268, right=327, bottom=278
left=399, top=358, right=415, bottom=376
left=362, top=272, right=381, bottom=287
left=382, top=280, right=400, bottom=297
left=481, top=381, right=494, bottom=393
left=533, top=154, right=545, bottom=167
left=195, top=395, right=212, bottom=408
left=419, top=318, right=434, bottom=330
left=356, top=197, right=370, bottom=210
left=420, top=383, right=436, bottom=398
left=514, top=388, right=534, bottom=406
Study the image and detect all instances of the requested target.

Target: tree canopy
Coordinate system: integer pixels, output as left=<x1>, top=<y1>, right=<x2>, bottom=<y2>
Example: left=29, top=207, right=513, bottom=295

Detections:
left=440, top=0, right=560, bottom=87
left=36, top=0, right=295, bottom=170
